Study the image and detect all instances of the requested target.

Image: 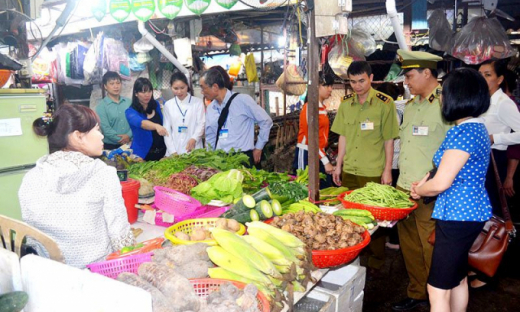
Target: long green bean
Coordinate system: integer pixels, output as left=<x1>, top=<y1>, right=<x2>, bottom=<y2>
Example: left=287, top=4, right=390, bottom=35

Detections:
left=344, top=182, right=413, bottom=208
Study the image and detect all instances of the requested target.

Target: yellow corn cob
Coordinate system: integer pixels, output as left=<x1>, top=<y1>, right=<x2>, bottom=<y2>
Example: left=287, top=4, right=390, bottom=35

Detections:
left=246, top=221, right=305, bottom=248
left=206, top=246, right=272, bottom=286
left=208, top=267, right=275, bottom=300
left=210, top=228, right=282, bottom=279
left=247, top=227, right=301, bottom=264
left=274, top=264, right=290, bottom=274
left=242, top=235, right=294, bottom=267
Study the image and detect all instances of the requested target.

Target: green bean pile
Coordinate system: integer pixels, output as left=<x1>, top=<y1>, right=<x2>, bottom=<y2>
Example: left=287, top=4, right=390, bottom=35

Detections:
left=344, top=182, right=414, bottom=208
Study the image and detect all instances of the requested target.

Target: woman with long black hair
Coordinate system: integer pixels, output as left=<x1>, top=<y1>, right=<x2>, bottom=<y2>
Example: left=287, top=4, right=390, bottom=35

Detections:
left=126, top=78, right=168, bottom=160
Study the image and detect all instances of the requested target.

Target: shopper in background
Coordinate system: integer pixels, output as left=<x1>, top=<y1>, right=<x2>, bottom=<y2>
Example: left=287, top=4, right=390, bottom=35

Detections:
left=163, top=72, right=205, bottom=156
left=294, top=73, right=334, bottom=189
left=19, top=104, right=135, bottom=269
left=201, top=66, right=273, bottom=168
left=478, top=59, right=520, bottom=217
left=411, top=68, right=492, bottom=312
left=96, top=71, right=132, bottom=150
left=126, top=78, right=168, bottom=160
left=392, top=49, right=451, bottom=311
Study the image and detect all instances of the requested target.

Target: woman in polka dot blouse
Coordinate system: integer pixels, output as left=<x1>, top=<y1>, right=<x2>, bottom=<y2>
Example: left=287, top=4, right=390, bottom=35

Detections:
left=410, top=68, right=492, bottom=312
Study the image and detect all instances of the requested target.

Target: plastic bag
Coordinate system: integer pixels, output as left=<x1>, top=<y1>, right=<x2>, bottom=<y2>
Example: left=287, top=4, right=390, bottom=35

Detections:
left=428, top=9, right=454, bottom=52
left=30, top=44, right=57, bottom=82
left=133, top=37, right=154, bottom=53
left=450, top=17, right=517, bottom=64
left=54, top=42, right=88, bottom=85
left=102, top=38, right=131, bottom=80
left=327, top=36, right=365, bottom=79
left=158, top=0, right=183, bottom=19
left=185, top=0, right=210, bottom=15
left=350, top=23, right=377, bottom=56
left=83, top=32, right=105, bottom=84
left=245, top=53, right=258, bottom=83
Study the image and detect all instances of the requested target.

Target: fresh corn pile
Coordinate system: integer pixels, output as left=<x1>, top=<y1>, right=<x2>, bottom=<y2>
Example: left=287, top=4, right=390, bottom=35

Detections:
left=207, top=222, right=315, bottom=312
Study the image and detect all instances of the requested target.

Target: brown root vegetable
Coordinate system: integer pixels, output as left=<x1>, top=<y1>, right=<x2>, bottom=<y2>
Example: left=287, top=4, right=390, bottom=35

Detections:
left=174, top=231, right=190, bottom=241
left=226, top=219, right=241, bottom=232
left=174, top=259, right=211, bottom=279
left=216, top=218, right=228, bottom=229
left=159, top=244, right=210, bottom=266
left=190, top=228, right=207, bottom=241
left=138, top=262, right=200, bottom=312
left=117, top=272, right=175, bottom=312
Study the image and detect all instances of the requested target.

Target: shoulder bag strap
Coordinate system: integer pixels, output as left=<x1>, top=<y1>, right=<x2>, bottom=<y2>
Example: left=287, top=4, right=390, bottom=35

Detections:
left=490, top=151, right=516, bottom=236
left=214, top=93, right=240, bottom=150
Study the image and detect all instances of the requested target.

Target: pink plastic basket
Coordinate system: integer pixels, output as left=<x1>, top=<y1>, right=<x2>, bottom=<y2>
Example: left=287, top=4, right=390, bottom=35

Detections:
left=153, top=186, right=201, bottom=215
left=147, top=205, right=231, bottom=227
left=87, top=252, right=153, bottom=279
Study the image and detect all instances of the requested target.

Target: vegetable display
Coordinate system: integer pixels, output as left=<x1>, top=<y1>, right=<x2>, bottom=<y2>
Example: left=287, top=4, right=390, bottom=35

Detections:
left=269, top=211, right=366, bottom=250
left=294, top=166, right=326, bottom=184
left=166, top=173, right=198, bottom=195
left=319, top=186, right=349, bottom=206
left=240, top=169, right=291, bottom=193
left=172, top=218, right=241, bottom=242
left=222, top=189, right=283, bottom=223
left=282, top=200, right=321, bottom=215
left=333, top=209, right=377, bottom=229
left=269, top=182, right=308, bottom=202
left=344, top=182, right=414, bottom=208
left=190, top=169, right=244, bottom=205
left=128, top=149, right=250, bottom=186
left=181, top=165, right=220, bottom=182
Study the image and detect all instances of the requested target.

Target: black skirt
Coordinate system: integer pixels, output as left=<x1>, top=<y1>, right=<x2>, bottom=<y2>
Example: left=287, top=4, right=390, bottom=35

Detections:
left=428, top=219, right=485, bottom=290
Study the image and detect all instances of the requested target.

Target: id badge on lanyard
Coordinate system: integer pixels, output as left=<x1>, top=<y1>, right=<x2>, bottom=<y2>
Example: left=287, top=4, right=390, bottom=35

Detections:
left=219, top=129, right=229, bottom=139
left=178, top=126, right=188, bottom=134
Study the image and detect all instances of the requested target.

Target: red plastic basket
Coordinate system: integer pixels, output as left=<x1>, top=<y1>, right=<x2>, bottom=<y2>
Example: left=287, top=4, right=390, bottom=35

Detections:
left=87, top=252, right=153, bottom=279
left=312, top=230, right=371, bottom=268
left=265, top=219, right=371, bottom=269
left=190, top=278, right=270, bottom=312
left=154, top=186, right=201, bottom=215
left=338, top=190, right=418, bottom=221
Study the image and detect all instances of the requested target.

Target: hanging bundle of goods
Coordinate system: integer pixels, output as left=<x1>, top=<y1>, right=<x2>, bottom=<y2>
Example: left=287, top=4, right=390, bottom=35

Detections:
left=275, top=64, right=306, bottom=96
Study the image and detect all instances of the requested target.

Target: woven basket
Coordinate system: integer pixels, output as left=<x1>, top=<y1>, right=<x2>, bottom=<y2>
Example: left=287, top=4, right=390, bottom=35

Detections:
left=276, top=64, right=307, bottom=95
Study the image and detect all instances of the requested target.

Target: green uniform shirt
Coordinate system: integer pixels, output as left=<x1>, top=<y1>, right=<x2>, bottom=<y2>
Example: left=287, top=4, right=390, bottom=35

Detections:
left=397, top=85, right=452, bottom=190
left=331, top=88, right=399, bottom=177
left=95, top=96, right=132, bottom=145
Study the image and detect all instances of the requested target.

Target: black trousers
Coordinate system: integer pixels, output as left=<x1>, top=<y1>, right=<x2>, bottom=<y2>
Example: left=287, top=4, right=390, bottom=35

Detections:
left=243, top=150, right=265, bottom=169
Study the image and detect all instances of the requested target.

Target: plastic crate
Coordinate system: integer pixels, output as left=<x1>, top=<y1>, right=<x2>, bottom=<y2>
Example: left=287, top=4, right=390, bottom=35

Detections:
left=87, top=252, right=153, bottom=279
left=338, top=191, right=417, bottom=221
left=147, top=205, right=231, bottom=227
left=164, top=218, right=246, bottom=246
left=154, top=186, right=201, bottom=215
left=296, top=290, right=336, bottom=312
left=312, top=264, right=366, bottom=312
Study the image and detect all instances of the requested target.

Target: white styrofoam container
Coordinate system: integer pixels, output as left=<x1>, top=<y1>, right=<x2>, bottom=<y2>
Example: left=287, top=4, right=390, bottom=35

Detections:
left=20, top=255, right=153, bottom=312
left=0, top=248, right=23, bottom=294
left=350, top=291, right=364, bottom=312
left=304, top=289, right=336, bottom=312
left=312, top=264, right=366, bottom=312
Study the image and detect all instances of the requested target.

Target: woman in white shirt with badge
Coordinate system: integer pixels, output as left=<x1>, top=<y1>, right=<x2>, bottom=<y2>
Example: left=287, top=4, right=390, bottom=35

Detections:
left=163, top=73, right=205, bottom=155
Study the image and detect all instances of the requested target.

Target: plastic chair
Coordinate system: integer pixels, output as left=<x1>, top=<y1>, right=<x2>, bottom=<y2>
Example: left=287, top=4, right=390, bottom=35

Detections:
left=0, top=214, right=64, bottom=262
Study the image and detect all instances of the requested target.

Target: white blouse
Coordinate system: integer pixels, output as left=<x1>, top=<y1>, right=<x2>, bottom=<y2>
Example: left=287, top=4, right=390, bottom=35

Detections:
left=163, top=95, right=206, bottom=155
left=482, top=88, right=520, bottom=151
left=18, top=151, right=135, bottom=268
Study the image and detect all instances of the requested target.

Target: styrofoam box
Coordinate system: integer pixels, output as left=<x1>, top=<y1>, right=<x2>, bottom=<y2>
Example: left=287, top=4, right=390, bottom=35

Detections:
left=299, top=289, right=337, bottom=312
left=350, top=291, right=364, bottom=312
left=312, top=264, right=366, bottom=312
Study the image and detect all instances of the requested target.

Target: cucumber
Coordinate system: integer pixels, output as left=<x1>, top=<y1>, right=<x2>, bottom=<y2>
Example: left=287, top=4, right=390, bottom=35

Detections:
left=281, top=198, right=296, bottom=209
left=230, top=211, right=252, bottom=223
left=333, top=209, right=374, bottom=219
left=271, top=194, right=289, bottom=204
left=250, top=209, right=260, bottom=221
left=233, top=194, right=256, bottom=212
left=251, top=188, right=272, bottom=203
left=0, top=291, right=28, bottom=312
left=255, top=200, right=273, bottom=220
left=338, top=215, right=374, bottom=224
left=271, top=199, right=282, bottom=216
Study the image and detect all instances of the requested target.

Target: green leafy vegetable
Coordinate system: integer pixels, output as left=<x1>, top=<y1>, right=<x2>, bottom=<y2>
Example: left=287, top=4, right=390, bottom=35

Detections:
left=269, top=182, right=308, bottom=202
left=190, top=170, right=244, bottom=205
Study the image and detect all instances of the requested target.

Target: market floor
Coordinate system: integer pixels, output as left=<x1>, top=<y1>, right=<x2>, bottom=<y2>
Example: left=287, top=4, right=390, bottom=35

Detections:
left=361, top=234, right=520, bottom=312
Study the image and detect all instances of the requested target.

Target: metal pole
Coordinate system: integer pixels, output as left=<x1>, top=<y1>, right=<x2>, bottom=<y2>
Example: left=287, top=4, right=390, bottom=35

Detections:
left=453, top=0, right=458, bottom=32
left=307, top=8, right=320, bottom=202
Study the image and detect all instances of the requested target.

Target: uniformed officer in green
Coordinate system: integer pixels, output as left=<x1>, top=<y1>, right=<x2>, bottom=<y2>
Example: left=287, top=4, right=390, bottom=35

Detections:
left=392, top=50, right=452, bottom=311
left=331, top=61, right=399, bottom=274
left=332, top=61, right=399, bottom=189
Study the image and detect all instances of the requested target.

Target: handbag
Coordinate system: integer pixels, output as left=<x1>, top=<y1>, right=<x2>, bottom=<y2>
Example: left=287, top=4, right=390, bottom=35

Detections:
left=422, top=167, right=438, bottom=205
left=427, top=152, right=516, bottom=277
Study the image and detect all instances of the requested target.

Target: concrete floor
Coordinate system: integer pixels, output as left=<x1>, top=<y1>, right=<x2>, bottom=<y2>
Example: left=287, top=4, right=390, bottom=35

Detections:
left=362, top=232, right=520, bottom=311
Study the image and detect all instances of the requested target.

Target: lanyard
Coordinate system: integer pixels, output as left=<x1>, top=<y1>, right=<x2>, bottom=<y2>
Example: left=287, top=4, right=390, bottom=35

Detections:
left=216, top=106, right=228, bottom=128
left=174, top=95, right=191, bottom=124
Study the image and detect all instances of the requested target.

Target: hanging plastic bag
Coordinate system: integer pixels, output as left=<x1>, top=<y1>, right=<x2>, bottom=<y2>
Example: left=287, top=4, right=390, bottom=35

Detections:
left=350, top=23, right=377, bottom=56
left=134, top=36, right=154, bottom=53
left=103, top=38, right=131, bottom=80
left=132, top=0, right=155, bottom=22
left=159, top=0, right=183, bottom=19
left=245, top=53, right=258, bottom=83
left=327, top=36, right=365, bottom=79
left=109, top=0, right=131, bottom=23
left=91, top=0, right=107, bottom=22
left=83, top=32, right=105, bottom=84
left=129, top=53, right=147, bottom=71
left=215, top=0, right=238, bottom=10
left=30, top=44, right=56, bottom=82
left=428, top=9, right=454, bottom=52
left=185, top=0, right=210, bottom=15
left=450, top=17, right=517, bottom=64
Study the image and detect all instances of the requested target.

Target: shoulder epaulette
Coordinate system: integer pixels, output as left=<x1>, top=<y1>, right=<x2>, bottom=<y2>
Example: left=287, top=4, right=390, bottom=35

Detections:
left=405, top=98, right=414, bottom=105
left=375, top=92, right=391, bottom=104
left=343, top=94, right=354, bottom=101
left=428, top=94, right=436, bottom=103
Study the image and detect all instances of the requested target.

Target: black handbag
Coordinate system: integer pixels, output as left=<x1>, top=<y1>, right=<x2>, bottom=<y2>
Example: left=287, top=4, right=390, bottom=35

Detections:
left=422, top=167, right=438, bottom=205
